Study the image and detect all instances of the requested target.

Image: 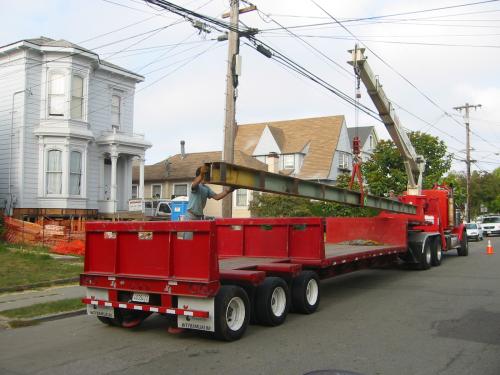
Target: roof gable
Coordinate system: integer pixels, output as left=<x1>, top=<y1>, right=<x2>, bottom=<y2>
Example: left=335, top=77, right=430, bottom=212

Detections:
left=235, top=115, right=345, bottom=180
left=252, top=125, right=282, bottom=156
left=347, top=126, right=376, bottom=148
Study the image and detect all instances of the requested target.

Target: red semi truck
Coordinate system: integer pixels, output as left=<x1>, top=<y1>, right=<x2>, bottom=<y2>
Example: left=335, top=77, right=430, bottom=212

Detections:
left=81, top=46, right=468, bottom=340
left=81, top=188, right=467, bottom=341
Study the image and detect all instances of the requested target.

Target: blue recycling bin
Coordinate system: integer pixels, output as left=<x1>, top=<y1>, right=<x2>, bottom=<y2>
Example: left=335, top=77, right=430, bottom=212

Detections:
left=170, top=197, right=189, bottom=221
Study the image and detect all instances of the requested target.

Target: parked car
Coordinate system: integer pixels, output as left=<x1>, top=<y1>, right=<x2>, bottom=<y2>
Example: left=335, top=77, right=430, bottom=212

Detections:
left=465, top=222, right=483, bottom=241
left=128, top=199, right=172, bottom=219
left=481, top=215, right=500, bottom=236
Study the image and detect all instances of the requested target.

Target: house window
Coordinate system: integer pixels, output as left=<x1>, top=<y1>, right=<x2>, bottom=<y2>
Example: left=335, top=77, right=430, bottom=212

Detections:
left=132, top=184, right=138, bottom=199
left=69, top=151, right=82, bottom=195
left=369, top=135, right=373, bottom=149
left=46, top=150, right=62, bottom=194
left=48, top=73, right=65, bottom=116
left=111, top=95, right=121, bottom=128
left=236, top=189, right=248, bottom=207
left=339, top=152, right=350, bottom=170
left=283, top=154, right=294, bottom=169
left=173, top=183, right=188, bottom=197
left=152, top=184, right=162, bottom=199
left=71, top=75, right=84, bottom=120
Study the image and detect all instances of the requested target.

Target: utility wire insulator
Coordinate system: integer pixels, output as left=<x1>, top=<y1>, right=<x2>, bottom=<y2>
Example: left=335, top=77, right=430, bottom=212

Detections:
left=256, top=44, right=272, bottom=58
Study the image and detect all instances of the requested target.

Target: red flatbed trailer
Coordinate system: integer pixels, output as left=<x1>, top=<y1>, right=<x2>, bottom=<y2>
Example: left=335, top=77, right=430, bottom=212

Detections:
left=81, top=216, right=415, bottom=341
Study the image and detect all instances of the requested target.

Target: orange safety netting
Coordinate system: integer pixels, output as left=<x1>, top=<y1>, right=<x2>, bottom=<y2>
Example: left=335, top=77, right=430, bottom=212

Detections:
left=3, top=216, right=86, bottom=256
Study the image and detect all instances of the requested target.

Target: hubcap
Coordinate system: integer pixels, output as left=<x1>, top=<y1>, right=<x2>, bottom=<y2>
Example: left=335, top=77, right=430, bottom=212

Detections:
left=426, top=246, right=432, bottom=264
left=226, top=297, right=245, bottom=331
left=271, top=287, right=287, bottom=317
left=437, top=244, right=442, bottom=261
left=305, top=279, right=319, bottom=305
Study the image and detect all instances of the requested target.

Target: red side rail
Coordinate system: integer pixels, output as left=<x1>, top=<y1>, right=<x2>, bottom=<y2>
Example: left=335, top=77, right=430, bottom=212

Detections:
left=215, top=217, right=325, bottom=260
left=326, top=217, right=408, bottom=246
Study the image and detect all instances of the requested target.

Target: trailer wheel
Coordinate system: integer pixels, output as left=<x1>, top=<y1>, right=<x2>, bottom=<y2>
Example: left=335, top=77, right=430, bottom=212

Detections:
left=255, top=277, right=290, bottom=326
left=109, top=309, right=152, bottom=328
left=291, top=271, right=320, bottom=314
left=431, top=237, right=442, bottom=267
left=417, top=239, right=432, bottom=270
left=214, top=285, right=250, bottom=342
left=457, top=230, right=469, bottom=256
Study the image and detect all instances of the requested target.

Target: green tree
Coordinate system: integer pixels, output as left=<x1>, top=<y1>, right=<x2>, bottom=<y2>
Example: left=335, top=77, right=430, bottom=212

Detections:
left=362, top=131, right=453, bottom=196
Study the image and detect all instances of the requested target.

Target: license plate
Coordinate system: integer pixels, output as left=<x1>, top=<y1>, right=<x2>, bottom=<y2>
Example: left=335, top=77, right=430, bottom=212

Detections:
left=132, top=292, right=149, bottom=303
left=87, top=304, right=114, bottom=318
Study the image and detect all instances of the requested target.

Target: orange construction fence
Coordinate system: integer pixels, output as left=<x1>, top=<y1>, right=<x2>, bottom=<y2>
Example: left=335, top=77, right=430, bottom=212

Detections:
left=3, top=216, right=86, bottom=256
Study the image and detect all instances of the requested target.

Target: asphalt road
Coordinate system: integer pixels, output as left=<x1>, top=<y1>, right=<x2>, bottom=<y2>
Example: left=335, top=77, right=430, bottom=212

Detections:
left=1, top=237, right=499, bottom=375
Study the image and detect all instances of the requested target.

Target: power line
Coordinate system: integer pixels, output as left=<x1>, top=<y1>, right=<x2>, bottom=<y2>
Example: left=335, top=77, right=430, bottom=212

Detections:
left=260, top=33, right=500, bottom=49
left=260, top=0, right=500, bottom=31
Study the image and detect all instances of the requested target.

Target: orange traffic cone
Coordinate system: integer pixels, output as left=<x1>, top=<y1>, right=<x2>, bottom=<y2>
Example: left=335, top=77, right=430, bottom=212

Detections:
left=486, top=239, right=495, bottom=255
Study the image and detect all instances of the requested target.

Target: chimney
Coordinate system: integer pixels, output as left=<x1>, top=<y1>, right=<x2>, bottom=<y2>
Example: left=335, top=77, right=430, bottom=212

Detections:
left=266, top=152, right=279, bottom=174
left=180, top=140, right=186, bottom=158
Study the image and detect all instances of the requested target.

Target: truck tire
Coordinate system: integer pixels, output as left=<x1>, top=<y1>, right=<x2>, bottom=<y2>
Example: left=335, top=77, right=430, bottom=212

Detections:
left=214, top=285, right=250, bottom=341
left=291, top=271, right=320, bottom=314
left=457, top=230, right=469, bottom=256
left=255, top=277, right=290, bottom=326
left=416, top=239, right=432, bottom=270
left=431, top=237, right=442, bottom=267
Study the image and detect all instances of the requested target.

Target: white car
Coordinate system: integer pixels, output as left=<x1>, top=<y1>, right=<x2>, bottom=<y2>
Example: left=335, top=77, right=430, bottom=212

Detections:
left=465, top=223, right=483, bottom=241
left=481, top=216, right=500, bottom=237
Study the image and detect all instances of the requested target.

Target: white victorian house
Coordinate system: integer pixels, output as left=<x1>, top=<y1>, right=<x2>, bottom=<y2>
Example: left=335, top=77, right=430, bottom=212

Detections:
left=0, top=37, right=151, bottom=217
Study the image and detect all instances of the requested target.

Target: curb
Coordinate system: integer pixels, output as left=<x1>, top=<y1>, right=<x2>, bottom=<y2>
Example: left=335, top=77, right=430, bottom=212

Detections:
left=0, top=277, right=80, bottom=294
left=33, top=308, right=87, bottom=323
left=3, top=308, right=86, bottom=328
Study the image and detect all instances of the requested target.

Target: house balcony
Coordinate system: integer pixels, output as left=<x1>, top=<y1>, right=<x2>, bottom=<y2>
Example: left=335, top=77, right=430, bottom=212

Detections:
left=34, top=119, right=94, bottom=140
left=96, top=128, right=151, bottom=150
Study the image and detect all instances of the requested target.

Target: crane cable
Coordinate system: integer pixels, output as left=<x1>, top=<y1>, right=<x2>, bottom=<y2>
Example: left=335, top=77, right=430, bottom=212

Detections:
left=349, top=44, right=365, bottom=202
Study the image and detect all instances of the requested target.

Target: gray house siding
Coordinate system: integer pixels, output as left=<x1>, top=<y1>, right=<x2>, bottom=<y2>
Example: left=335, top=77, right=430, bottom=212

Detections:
left=0, top=38, right=150, bottom=214
left=329, top=121, right=352, bottom=183
left=0, top=50, right=27, bottom=210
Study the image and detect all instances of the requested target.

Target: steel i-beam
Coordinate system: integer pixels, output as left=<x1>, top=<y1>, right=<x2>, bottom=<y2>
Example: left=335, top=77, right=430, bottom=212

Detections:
left=205, top=162, right=417, bottom=215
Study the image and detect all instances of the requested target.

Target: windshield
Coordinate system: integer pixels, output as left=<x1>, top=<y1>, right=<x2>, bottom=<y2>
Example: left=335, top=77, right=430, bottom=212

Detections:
left=465, top=223, right=477, bottom=229
left=483, top=217, right=500, bottom=223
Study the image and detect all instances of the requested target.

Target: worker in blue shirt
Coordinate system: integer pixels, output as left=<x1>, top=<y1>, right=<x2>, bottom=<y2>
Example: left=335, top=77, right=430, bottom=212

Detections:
left=186, top=165, right=235, bottom=220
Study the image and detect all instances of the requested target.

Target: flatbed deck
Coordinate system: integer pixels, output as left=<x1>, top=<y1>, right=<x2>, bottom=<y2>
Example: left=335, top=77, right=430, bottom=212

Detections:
left=218, top=244, right=406, bottom=271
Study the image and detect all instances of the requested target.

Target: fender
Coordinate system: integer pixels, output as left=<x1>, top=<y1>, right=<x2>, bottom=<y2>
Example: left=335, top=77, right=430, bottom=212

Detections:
left=405, top=231, right=440, bottom=263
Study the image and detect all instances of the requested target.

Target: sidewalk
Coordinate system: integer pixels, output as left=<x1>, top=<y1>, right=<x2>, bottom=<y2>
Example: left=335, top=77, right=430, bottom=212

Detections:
left=0, top=285, right=85, bottom=312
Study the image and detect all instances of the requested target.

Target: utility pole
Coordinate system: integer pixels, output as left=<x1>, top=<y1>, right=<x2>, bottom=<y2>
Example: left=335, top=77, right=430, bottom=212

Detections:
left=221, top=0, right=240, bottom=218
left=221, top=0, right=256, bottom=218
left=454, top=102, right=481, bottom=223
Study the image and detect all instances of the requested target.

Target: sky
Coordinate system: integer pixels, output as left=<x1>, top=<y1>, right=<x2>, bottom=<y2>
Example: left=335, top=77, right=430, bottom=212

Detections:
left=1, top=0, right=499, bottom=174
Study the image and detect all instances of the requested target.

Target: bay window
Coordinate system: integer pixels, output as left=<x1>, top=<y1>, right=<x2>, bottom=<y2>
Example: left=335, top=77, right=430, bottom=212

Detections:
left=71, top=75, right=84, bottom=120
left=69, top=151, right=82, bottom=195
left=46, top=150, right=62, bottom=194
left=48, top=73, right=65, bottom=116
